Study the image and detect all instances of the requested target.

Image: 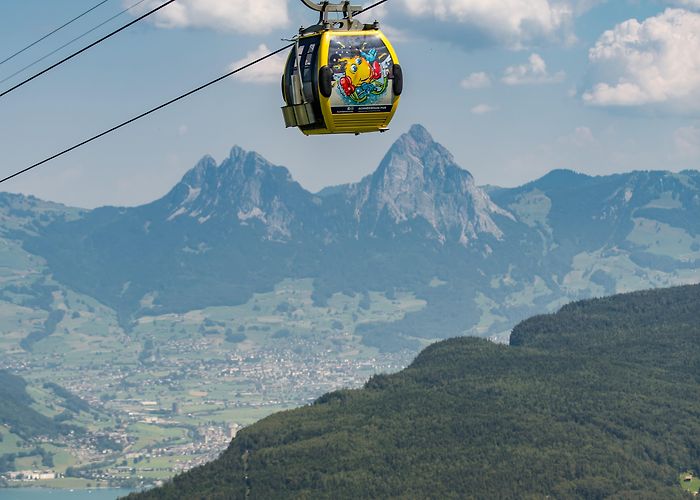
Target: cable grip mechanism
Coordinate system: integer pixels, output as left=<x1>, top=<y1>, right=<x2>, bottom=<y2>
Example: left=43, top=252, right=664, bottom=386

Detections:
left=298, top=0, right=372, bottom=34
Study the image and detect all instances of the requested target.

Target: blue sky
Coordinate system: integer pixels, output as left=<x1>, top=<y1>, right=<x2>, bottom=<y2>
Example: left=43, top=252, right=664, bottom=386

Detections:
left=1, top=0, right=700, bottom=208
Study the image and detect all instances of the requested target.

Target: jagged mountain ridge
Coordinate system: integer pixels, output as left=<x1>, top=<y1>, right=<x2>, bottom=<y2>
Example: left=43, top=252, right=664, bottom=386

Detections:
left=158, top=125, right=512, bottom=246
left=10, top=124, right=700, bottom=349
left=162, top=148, right=325, bottom=242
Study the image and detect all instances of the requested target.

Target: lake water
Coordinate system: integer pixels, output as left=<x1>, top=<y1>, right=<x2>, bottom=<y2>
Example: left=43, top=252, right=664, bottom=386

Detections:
left=0, top=489, right=136, bottom=500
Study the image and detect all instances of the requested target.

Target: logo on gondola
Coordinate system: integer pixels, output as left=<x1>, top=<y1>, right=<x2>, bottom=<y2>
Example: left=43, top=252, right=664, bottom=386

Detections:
left=337, top=49, right=388, bottom=104
left=330, top=36, right=392, bottom=107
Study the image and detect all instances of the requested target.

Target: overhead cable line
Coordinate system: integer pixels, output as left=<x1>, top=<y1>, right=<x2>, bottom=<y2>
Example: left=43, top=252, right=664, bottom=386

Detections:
left=1, top=0, right=150, bottom=87
left=0, top=0, right=390, bottom=186
left=0, top=0, right=176, bottom=100
left=0, top=44, right=294, bottom=185
left=355, top=0, right=389, bottom=17
left=0, top=0, right=114, bottom=68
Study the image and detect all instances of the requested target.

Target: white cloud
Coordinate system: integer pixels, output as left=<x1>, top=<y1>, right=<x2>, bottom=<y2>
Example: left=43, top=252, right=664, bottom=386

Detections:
left=583, top=9, right=700, bottom=109
left=471, top=103, right=495, bottom=115
left=395, top=0, right=574, bottom=48
left=126, top=0, right=288, bottom=33
left=674, top=126, right=700, bottom=157
left=461, top=72, right=492, bottom=90
left=230, top=44, right=287, bottom=84
left=502, top=54, right=565, bottom=85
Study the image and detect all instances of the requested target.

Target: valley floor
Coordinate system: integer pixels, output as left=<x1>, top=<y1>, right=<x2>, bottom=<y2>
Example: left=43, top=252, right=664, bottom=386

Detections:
left=0, top=279, right=417, bottom=490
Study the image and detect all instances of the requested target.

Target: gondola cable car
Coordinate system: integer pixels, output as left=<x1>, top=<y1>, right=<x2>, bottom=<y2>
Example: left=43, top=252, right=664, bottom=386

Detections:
left=281, top=0, right=403, bottom=135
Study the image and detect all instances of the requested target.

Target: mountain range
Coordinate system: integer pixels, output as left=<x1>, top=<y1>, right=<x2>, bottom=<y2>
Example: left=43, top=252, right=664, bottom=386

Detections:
left=4, top=124, right=700, bottom=351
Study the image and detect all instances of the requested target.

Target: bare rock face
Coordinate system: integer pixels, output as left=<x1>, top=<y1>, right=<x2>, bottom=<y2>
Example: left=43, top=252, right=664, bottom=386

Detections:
left=162, top=147, right=315, bottom=242
left=347, top=124, right=512, bottom=244
left=162, top=125, right=511, bottom=246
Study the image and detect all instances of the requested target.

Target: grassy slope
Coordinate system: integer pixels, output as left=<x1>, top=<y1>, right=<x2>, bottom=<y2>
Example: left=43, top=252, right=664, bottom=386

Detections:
left=0, top=370, right=66, bottom=440
left=132, top=284, right=700, bottom=499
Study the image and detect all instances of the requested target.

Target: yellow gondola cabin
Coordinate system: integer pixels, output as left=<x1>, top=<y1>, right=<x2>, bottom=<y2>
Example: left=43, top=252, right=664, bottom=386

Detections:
left=282, top=1, right=403, bottom=135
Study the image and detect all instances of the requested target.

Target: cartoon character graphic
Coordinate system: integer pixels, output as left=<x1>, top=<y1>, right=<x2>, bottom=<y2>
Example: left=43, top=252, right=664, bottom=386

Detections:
left=338, top=49, right=382, bottom=95
left=332, top=45, right=389, bottom=105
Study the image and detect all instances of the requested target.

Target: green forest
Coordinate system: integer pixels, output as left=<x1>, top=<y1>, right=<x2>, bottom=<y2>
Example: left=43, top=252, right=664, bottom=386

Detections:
left=130, top=284, right=700, bottom=499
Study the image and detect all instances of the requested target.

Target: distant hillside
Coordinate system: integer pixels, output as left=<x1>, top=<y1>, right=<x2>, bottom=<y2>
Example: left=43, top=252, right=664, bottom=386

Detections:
left=0, top=192, right=83, bottom=237
left=0, top=370, right=77, bottom=439
left=131, top=284, right=700, bottom=499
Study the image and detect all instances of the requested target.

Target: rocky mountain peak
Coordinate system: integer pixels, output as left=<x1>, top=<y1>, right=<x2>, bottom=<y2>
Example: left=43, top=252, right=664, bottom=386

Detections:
left=158, top=126, right=517, bottom=245
left=225, top=146, right=293, bottom=182
left=407, top=123, right=433, bottom=143
left=180, top=155, right=217, bottom=187
left=349, top=124, right=512, bottom=244
left=161, top=146, right=311, bottom=241
left=376, top=124, right=458, bottom=181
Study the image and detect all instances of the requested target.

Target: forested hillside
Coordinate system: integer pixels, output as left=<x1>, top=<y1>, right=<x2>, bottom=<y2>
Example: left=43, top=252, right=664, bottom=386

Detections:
left=131, top=284, right=700, bottom=499
left=0, top=370, right=78, bottom=440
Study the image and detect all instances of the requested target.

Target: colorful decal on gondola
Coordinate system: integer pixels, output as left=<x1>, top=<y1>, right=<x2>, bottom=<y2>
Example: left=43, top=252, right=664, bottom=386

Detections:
left=329, top=35, right=393, bottom=113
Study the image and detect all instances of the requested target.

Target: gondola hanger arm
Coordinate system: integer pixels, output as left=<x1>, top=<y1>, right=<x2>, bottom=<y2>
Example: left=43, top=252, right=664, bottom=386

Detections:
left=297, top=0, right=370, bottom=34
left=298, top=0, right=362, bottom=14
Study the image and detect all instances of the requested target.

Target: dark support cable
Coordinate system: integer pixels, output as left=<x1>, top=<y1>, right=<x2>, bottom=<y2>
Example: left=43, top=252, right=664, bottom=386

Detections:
left=0, top=0, right=177, bottom=100
left=0, top=0, right=390, bottom=185
left=0, top=44, right=294, bottom=185
left=0, top=0, right=150, bottom=86
left=354, top=0, right=389, bottom=15
left=0, top=0, right=113, bottom=67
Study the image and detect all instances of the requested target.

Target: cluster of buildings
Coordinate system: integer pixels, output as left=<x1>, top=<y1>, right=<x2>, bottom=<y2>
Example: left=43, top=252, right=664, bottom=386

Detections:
left=3, top=470, right=58, bottom=481
left=0, top=316, right=413, bottom=488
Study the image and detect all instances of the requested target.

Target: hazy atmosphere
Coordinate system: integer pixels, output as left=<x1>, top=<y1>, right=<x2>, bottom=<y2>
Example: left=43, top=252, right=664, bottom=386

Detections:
left=1, top=1, right=699, bottom=498
left=2, top=0, right=700, bottom=207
